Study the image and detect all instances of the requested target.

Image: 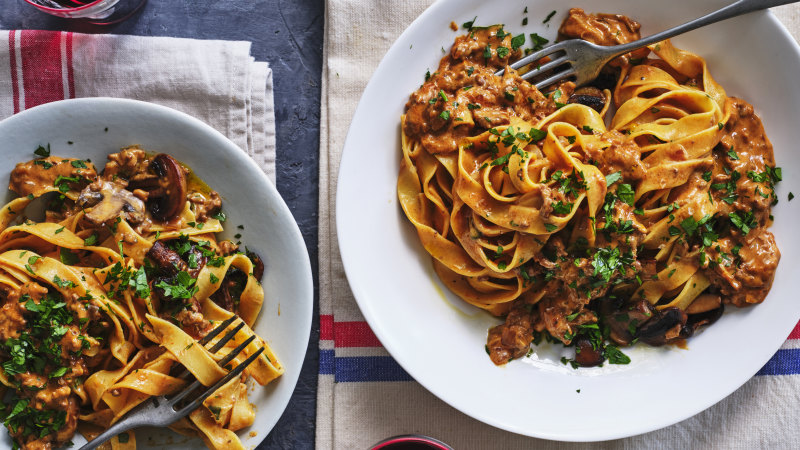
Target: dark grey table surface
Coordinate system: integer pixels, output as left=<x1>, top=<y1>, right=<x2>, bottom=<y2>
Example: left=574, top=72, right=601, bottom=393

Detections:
left=0, top=1, right=323, bottom=449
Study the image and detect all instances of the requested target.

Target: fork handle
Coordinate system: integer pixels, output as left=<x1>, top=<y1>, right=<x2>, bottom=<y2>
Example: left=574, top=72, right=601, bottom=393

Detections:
left=611, top=0, right=798, bottom=55
left=77, top=411, right=144, bottom=450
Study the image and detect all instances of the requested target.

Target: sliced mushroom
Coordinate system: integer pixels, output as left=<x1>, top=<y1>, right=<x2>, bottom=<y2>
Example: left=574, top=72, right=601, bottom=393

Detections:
left=78, top=180, right=146, bottom=226
left=568, top=86, right=606, bottom=112
left=600, top=298, right=655, bottom=346
left=209, top=282, right=235, bottom=312
left=573, top=336, right=605, bottom=367
left=210, top=268, right=248, bottom=314
left=185, top=245, right=207, bottom=278
left=635, top=307, right=687, bottom=346
left=146, top=241, right=186, bottom=276
left=149, top=154, right=187, bottom=221
left=683, top=303, right=725, bottom=338
left=128, top=154, right=187, bottom=222
left=247, top=251, right=265, bottom=281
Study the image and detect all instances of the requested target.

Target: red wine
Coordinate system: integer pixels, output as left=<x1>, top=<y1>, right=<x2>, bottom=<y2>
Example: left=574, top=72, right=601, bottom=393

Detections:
left=29, top=0, right=98, bottom=8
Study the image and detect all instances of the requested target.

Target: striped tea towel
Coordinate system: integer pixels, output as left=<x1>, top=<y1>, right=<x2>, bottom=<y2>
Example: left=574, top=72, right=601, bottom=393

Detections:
left=317, top=2, right=800, bottom=448
left=0, top=30, right=276, bottom=183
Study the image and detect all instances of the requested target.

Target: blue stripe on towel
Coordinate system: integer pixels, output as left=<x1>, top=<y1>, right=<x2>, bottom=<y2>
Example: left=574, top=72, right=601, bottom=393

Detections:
left=319, top=349, right=335, bottom=375
left=334, top=356, right=413, bottom=382
left=322, top=347, right=800, bottom=379
left=756, top=348, right=800, bottom=376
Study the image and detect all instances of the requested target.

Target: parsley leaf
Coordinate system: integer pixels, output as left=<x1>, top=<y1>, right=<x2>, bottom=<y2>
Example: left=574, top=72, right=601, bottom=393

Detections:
left=616, top=184, right=635, bottom=206
left=131, top=267, right=150, bottom=299
left=155, top=271, right=199, bottom=300
left=529, top=33, right=549, bottom=51
left=510, top=34, right=525, bottom=50
left=34, top=144, right=51, bottom=158
left=605, top=171, right=622, bottom=186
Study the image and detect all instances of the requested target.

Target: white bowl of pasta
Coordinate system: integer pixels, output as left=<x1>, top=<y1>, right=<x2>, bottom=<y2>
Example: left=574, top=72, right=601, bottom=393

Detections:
left=0, top=98, right=312, bottom=449
left=337, top=0, right=800, bottom=442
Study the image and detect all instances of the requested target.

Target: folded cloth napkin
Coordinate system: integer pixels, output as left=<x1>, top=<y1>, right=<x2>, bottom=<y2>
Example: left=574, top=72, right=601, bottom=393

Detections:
left=0, top=30, right=276, bottom=183
left=317, top=2, right=800, bottom=448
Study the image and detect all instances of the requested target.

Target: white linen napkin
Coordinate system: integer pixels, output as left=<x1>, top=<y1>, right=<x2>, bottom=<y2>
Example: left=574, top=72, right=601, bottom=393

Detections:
left=0, top=31, right=276, bottom=182
left=317, top=2, right=800, bottom=448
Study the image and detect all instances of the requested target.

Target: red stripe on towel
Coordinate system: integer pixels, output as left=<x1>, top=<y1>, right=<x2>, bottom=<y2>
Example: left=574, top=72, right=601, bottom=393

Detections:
left=335, top=321, right=382, bottom=348
left=20, top=30, right=65, bottom=109
left=320, top=314, right=334, bottom=341
left=66, top=32, right=75, bottom=99
left=9, top=31, right=19, bottom=114
left=789, top=320, right=800, bottom=340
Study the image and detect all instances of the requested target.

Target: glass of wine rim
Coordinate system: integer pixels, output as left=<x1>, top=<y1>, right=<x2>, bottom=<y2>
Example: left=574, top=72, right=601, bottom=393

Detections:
left=22, top=0, right=147, bottom=24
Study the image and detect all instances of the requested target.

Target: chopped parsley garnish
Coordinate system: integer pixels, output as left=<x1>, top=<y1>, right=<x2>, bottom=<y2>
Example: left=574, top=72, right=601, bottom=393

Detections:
left=34, top=144, right=51, bottom=158
left=604, top=345, right=631, bottom=365
left=0, top=396, right=67, bottom=441
left=552, top=201, right=573, bottom=215
left=52, top=275, right=76, bottom=289
left=462, top=16, right=477, bottom=29
left=155, top=271, right=199, bottom=300
left=83, top=233, right=98, bottom=246
left=53, top=175, right=81, bottom=193
left=59, top=248, right=79, bottom=265
left=711, top=169, right=740, bottom=205
left=529, top=33, right=549, bottom=51
left=605, top=171, right=622, bottom=186
left=550, top=169, right=587, bottom=198
left=729, top=211, right=757, bottom=234
left=543, top=10, right=556, bottom=23
left=528, top=128, right=546, bottom=141
left=616, top=184, right=635, bottom=206
left=34, top=160, right=53, bottom=169
left=591, top=247, right=631, bottom=283
left=510, top=34, right=525, bottom=50
left=131, top=266, right=150, bottom=299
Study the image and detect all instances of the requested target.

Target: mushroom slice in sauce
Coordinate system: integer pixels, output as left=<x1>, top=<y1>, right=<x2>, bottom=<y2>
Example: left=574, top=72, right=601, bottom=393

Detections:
left=567, top=86, right=607, bottom=112
left=78, top=180, right=146, bottom=226
left=127, top=153, right=188, bottom=222
left=573, top=335, right=605, bottom=367
left=635, top=307, right=688, bottom=346
left=147, top=154, right=188, bottom=221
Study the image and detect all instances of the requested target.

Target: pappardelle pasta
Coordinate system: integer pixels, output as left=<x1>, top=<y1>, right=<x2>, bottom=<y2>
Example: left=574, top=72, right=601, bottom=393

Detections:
left=0, top=147, right=282, bottom=449
left=399, top=9, right=781, bottom=368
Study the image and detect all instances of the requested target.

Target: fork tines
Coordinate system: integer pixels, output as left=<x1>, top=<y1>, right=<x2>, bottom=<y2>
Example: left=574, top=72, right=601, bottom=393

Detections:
left=77, top=315, right=265, bottom=450
left=168, top=316, right=262, bottom=408
left=496, top=41, right=576, bottom=90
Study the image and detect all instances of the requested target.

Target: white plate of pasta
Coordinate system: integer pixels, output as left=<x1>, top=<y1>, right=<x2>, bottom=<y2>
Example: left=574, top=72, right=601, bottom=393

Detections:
left=0, top=98, right=312, bottom=449
left=337, top=0, right=800, bottom=441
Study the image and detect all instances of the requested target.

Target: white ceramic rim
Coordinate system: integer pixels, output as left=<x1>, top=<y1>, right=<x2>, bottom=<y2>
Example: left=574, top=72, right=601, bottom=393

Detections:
left=336, top=0, right=800, bottom=442
left=0, top=97, right=313, bottom=447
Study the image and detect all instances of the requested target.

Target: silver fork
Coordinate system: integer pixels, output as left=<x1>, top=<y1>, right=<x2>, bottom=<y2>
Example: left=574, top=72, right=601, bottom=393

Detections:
left=498, top=0, right=797, bottom=90
left=78, top=316, right=264, bottom=450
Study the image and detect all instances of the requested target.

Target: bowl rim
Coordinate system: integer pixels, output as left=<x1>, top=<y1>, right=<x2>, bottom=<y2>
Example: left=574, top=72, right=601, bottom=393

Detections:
left=336, top=1, right=800, bottom=442
left=0, top=96, right=314, bottom=445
